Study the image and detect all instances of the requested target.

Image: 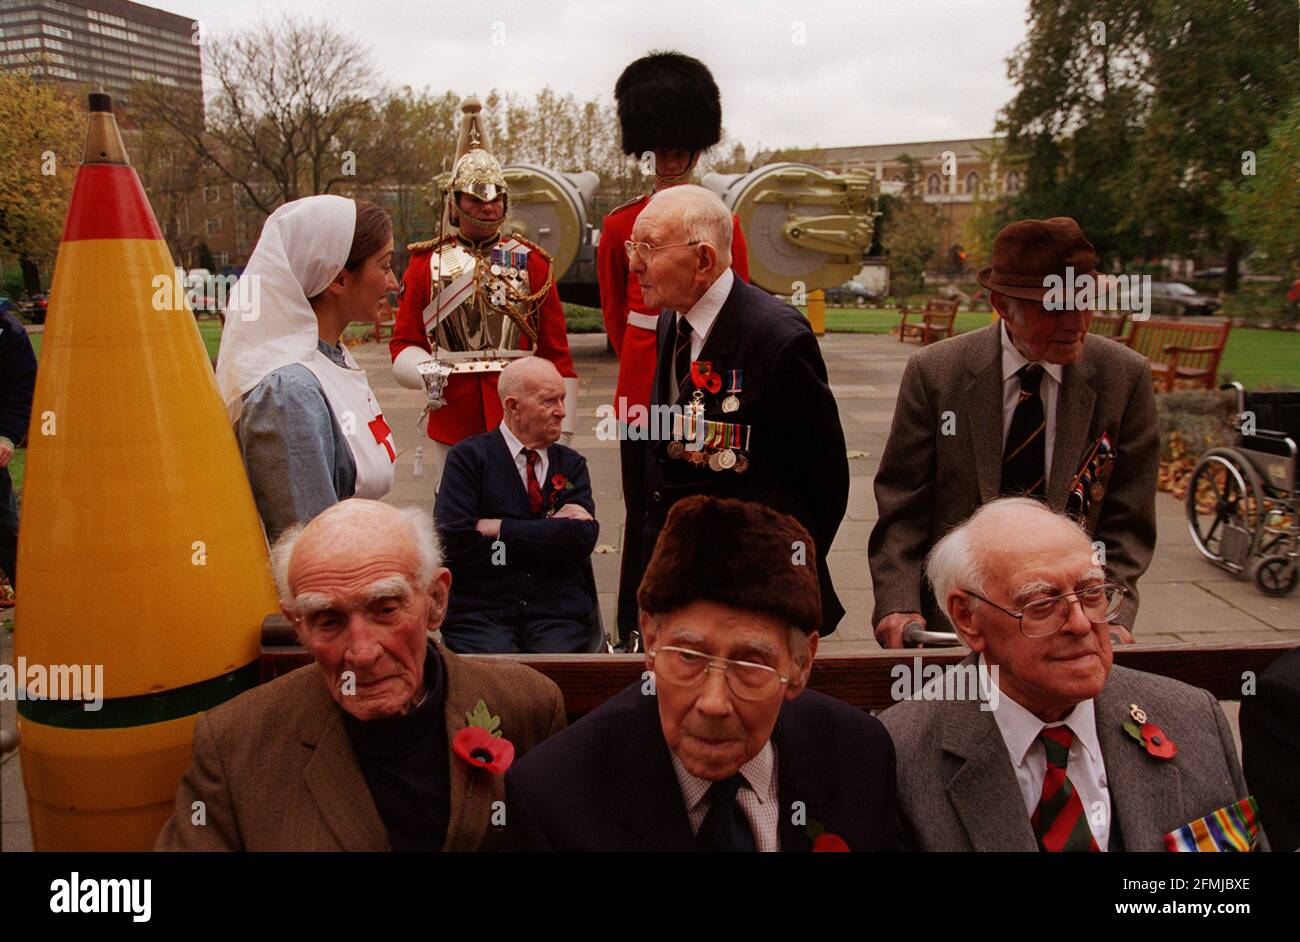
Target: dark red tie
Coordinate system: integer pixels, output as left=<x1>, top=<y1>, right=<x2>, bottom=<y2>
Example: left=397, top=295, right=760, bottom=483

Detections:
left=1031, top=725, right=1100, bottom=852
left=524, top=448, right=543, bottom=515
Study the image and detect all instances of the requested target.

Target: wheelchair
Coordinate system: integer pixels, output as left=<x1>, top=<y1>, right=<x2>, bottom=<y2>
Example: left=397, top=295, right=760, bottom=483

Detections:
left=1185, top=383, right=1300, bottom=596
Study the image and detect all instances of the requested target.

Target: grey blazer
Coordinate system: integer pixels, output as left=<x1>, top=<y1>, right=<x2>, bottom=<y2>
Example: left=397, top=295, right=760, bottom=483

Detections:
left=868, top=322, right=1158, bottom=630
left=879, top=660, right=1264, bottom=851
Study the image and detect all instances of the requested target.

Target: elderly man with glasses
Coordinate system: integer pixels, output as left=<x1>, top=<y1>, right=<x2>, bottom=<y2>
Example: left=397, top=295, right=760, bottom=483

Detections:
left=881, top=498, right=1264, bottom=852
left=630, top=184, right=849, bottom=638
left=504, top=495, right=899, bottom=852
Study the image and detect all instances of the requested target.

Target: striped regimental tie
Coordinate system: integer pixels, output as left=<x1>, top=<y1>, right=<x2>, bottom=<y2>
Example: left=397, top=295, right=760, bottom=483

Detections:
left=673, top=314, right=694, bottom=399
left=1031, top=725, right=1101, bottom=852
left=1002, top=363, right=1047, bottom=498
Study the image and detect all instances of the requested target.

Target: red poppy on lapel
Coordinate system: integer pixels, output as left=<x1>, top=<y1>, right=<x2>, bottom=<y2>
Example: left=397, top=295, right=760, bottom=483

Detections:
left=691, top=360, right=723, bottom=393
left=453, top=726, right=515, bottom=775
left=1122, top=703, right=1177, bottom=760
left=813, top=833, right=850, bottom=852
left=547, top=474, right=575, bottom=517
left=454, top=699, right=515, bottom=774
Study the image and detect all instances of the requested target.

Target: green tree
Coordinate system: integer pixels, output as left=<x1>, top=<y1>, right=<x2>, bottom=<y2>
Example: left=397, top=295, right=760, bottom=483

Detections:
left=997, top=0, right=1298, bottom=284
left=1126, top=0, right=1299, bottom=289
left=0, top=72, right=82, bottom=293
left=881, top=157, right=941, bottom=297
left=1223, top=96, right=1300, bottom=274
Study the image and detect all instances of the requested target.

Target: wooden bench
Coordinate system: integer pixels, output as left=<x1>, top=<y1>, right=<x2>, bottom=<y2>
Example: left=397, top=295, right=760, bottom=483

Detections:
left=374, top=318, right=397, bottom=342
left=1122, top=319, right=1231, bottom=392
left=897, top=299, right=959, bottom=345
left=1088, top=313, right=1128, bottom=340
left=259, top=616, right=1294, bottom=722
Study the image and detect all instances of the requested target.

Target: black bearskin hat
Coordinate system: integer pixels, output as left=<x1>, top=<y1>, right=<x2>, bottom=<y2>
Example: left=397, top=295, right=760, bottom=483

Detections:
left=615, top=50, right=722, bottom=157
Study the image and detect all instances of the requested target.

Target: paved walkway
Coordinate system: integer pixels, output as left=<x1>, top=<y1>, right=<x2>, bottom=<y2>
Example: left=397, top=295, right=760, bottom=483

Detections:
left=3, top=330, right=1296, bottom=851
left=363, top=331, right=1300, bottom=650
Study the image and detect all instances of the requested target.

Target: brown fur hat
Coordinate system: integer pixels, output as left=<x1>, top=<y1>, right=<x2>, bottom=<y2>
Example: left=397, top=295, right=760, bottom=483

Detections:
left=637, top=496, right=821, bottom=633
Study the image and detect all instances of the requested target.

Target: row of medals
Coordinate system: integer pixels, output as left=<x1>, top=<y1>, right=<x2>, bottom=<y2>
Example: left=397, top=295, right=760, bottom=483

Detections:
left=666, top=391, right=749, bottom=473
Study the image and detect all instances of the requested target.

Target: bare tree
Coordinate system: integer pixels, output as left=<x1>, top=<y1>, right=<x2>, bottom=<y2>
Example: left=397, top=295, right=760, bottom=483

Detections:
left=134, top=14, right=383, bottom=215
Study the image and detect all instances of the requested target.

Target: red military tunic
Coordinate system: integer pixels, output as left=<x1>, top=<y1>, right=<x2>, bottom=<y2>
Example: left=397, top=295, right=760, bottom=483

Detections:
left=597, top=195, right=749, bottom=424
left=390, top=235, right=577, bottom=445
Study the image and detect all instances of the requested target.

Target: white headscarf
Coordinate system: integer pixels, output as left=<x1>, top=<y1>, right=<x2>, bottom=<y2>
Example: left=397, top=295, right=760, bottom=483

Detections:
left=215, top=194, right=357, bottom=424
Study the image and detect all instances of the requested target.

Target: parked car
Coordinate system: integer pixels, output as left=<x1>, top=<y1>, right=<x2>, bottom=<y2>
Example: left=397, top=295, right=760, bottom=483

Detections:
left=1150, top=281, right=1220, bottom=316
left=824, top=280, right=877, bottom=307
left=17, top=293, right=49, bottom=324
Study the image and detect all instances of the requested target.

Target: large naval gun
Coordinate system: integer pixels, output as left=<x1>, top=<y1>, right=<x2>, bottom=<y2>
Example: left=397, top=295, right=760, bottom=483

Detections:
left=440, top=162, right=881, bottom=307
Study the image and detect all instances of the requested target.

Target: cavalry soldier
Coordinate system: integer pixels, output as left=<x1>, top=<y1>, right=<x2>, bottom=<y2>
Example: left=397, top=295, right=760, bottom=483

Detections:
left=391, top=99, right=578, bottom=487
left=598, top=51, right=749, bottom=646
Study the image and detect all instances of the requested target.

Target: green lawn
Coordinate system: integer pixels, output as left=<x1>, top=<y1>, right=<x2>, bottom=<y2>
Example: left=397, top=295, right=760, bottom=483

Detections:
left=813, top=307, right=1300, bottom=390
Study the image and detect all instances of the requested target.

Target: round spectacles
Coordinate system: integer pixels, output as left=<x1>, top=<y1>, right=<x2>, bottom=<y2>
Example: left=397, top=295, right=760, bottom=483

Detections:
left=649, top=645, right=788, bottom=702
left=962, top=583, right=1127, bottom=638
left=624, top=240, right=702, bottom=262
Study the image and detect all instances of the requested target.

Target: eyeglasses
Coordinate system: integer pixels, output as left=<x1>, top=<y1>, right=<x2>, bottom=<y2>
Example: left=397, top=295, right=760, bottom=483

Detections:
left=961, top=583, right=1127, bottom=638
left=624, top=240, right=702, bottom=262
left=649, top=645, right=788, bottom=702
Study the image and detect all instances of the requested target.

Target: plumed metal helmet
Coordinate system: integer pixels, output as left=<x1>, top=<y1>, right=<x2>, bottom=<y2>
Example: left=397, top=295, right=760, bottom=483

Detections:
left=615, top=50, right=722, bottom=157
left=448, top=97, right=507, bottom=207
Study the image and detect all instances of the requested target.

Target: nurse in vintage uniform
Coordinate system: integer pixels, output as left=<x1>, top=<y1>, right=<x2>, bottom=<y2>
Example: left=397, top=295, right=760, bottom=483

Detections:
left=216, top=195, right=398, bottom=540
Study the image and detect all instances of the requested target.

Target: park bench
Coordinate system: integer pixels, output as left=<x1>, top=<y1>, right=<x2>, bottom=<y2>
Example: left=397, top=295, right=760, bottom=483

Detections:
left=259, top=616, right=1293, bottom=722
left=1088, top=313, right=1128, bottom=340
left=897, top=298, right=959, bottom=345
left=1121, top=318, right=1231, bottom=392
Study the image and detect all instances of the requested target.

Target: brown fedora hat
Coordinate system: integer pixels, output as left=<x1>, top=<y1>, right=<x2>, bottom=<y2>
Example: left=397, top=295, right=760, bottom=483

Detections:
left=976, top=216, right=1099, bottom=302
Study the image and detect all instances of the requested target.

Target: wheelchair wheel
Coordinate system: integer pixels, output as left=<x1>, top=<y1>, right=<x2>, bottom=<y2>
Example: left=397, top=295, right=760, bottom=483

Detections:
left=1185, top=449, right=1264, bottom=570
left=1253, top=555, right=1298, bottom=597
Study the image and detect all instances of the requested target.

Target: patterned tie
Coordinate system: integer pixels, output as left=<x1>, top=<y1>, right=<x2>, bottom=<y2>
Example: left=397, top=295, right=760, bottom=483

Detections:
left=524, top=448, right=543, bottom=515
left=1031, top=726, right=1100, bottom=852
left=673, top=314, right=694, bottom=399
left=696, top=774, right=756, bottom=852
left=1002, top=363, right=1047, bottom=497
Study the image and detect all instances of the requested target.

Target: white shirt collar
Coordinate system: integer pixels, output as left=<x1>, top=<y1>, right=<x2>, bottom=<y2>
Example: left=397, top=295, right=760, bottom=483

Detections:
left=498, top=421, right=529, bottom=460
left=1000, top=320, right=1065, bottom=386
left=678, top=268, right=735, bottom=344
left=981, top=653, right=1101, bottom=766
left=670, top=739, right=775, bottom=812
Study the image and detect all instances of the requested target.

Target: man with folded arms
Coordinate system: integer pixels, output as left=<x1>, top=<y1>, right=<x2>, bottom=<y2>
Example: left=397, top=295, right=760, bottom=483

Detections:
left=156, top=499, right=565, bottom=851
left=881, top=498, right=1264, bottom=852
left=505, top=495, right=899, bottom=852
left=435, top=357, right=599, bottom=654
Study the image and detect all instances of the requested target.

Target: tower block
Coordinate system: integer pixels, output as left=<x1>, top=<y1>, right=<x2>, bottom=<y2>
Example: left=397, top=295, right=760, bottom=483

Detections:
left=15, top=93, right=279, bottom=850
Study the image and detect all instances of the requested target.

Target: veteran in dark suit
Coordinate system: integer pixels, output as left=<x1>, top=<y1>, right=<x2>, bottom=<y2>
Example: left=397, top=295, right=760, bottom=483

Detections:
left=632, top=185, right=849, bottom=634
left=1240, top=645, right=1300, bottom=853
left=881, top=499, right=1264, bottom=852
left=155, top=499, right=565, bottom=852
left=435, top=357, right=599, bottom=654
left=869, top=217, right=1158, bottom=646
left=505, top=496, right=899, bottom=852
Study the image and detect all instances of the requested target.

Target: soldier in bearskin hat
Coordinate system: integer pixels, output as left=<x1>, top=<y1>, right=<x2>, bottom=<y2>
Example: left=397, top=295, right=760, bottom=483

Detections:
left=598, top=51, right=751, bottom=648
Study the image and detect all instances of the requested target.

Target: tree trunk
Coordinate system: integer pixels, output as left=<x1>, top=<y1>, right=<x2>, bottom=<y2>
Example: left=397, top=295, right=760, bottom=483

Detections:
left=1224, top=239, right=1241, bottom=294
left=19, top=257, right=41, bottom=295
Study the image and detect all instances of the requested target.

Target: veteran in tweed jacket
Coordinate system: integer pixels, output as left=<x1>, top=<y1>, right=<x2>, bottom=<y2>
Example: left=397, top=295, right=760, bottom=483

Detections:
left=155, top=500, right=564, bottom=852
left=880, top=499, right=1262, bottom=852
left=869, top=217, right=1158, bottom=645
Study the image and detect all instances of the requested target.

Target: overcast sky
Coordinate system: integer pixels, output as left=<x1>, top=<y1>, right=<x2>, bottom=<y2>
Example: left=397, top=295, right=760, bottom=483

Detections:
left=149, top=0, right=1030, bottom=151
